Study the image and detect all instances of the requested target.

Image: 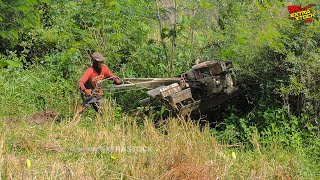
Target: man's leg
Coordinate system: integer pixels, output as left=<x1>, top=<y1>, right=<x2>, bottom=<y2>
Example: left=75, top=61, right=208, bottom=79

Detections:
left=75, top=92, right=90, bottom=116
left=92, top=97, right=103, bottom=114
left=76, top=91, right=103, bottom=116
left=76, top=105, right=87, bottom=115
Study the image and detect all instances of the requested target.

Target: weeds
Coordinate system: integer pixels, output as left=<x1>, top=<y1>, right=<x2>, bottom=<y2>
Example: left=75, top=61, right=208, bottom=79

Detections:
left=0, top=99, right=319, bottom=179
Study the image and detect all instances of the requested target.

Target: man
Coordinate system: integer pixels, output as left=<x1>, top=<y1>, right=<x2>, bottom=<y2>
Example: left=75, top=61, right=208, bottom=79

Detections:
left=76, top=52, right=121, bottom=114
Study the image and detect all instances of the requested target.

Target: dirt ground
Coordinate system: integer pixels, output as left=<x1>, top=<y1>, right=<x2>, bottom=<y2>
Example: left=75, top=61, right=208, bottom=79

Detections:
left=31, top=109, right=60, bottom=124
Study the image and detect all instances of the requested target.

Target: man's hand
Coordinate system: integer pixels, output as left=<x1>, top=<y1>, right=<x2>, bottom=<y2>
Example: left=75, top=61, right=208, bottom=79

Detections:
left=84, top=89, right=92, bottom=96
left=113, top=77, right=122, bottom=85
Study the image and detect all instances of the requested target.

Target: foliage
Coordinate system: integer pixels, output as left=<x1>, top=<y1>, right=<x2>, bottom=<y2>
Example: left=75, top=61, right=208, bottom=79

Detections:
left=0, top=0, right=46, bottom=50
left=0, top=0, right=319, bottom=178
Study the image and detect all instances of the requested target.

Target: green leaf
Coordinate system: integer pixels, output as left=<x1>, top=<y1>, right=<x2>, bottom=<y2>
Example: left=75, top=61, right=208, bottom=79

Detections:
left=109, top=0, right=118, bottom=7
left=200, top=2, right=212, bottom=9
left=112, top=23, right=121, bottom=28
left=6, top=60, right=22, bottom=68
left=160, top=105, right=166, bottom=115
left=0, top=60, right=8, bottom=68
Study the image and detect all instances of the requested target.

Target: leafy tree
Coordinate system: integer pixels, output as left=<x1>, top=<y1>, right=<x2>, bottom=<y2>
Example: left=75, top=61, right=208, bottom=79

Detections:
left=0, top=0, right=46, bottom=52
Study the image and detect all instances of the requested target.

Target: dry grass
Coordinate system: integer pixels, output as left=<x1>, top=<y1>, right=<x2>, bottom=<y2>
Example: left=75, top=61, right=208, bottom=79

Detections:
left=0, top=99, right=314, bottom=179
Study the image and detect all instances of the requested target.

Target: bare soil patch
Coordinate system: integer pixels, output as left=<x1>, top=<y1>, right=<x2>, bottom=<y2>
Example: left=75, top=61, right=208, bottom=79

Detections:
left=31, top=110, right=60, bottom=124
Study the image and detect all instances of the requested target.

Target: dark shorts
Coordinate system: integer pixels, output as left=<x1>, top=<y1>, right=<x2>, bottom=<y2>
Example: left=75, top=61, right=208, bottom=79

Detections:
left=81, top=92, right=103, bottom=112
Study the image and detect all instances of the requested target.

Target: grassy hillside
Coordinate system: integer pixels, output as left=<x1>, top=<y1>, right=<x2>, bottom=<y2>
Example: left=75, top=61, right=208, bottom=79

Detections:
left=1, top=0, right=319, bottom=179
left=1, top=101, right=319, bottom=179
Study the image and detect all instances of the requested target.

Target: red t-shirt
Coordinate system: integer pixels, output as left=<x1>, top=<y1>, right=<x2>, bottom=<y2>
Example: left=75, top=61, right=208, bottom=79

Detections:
left=78, top=64, right=115, bottom=93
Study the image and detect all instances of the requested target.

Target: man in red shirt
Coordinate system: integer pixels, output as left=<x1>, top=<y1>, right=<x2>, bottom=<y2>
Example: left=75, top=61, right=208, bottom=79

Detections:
left=76, top=52, right=121, bottom=114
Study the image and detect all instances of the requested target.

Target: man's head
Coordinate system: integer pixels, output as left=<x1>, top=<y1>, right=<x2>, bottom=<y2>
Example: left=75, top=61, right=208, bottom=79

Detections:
left=91, top=52, right=105, bottom=73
